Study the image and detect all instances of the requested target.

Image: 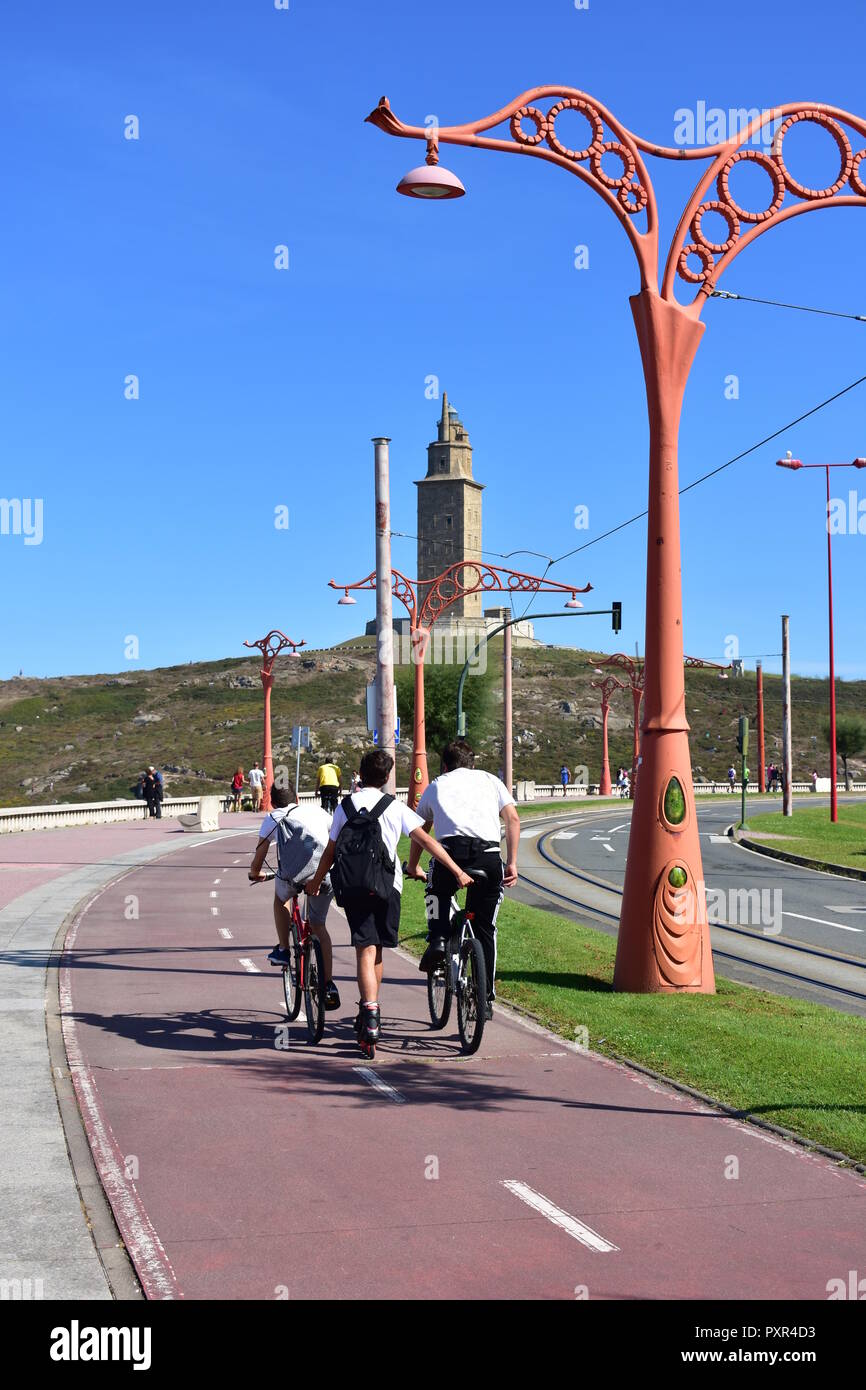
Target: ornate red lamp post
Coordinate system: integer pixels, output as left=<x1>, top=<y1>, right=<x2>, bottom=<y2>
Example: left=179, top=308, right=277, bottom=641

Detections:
left=590, top=674, right=626, bottom=796
left=243, top=630, right=306, bottom=812
left=594, top=655, right=644, bottom=796
left=332, top=562, right=591, bottom=807
left=777, top=455, right=866, bottom=822
left=367, top=87, right=866, bottom=992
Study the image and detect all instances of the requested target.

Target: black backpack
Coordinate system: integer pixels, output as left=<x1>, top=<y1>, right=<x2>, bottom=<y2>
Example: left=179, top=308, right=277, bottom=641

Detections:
left=330, top=795, right=395, bottom=904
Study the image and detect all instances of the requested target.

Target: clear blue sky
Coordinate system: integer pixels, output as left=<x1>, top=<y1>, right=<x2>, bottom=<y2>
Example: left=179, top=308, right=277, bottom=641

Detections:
left=2, top=0, right=865, bottom=681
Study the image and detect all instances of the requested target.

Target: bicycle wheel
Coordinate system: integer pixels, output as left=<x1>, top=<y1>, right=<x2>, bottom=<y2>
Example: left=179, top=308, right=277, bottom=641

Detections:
left=457, top=938, right=487, bottom=1055
left=303, top=936, right=326, bottom=1044
left=426, top=953, right=453, bottom=1030
left=282, top=919, right=302, bottom=1021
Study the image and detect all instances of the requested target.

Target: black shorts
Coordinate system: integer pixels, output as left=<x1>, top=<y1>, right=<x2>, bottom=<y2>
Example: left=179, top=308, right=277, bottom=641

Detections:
left=319, top=786, right=339, bottom=813
left=341, top=888, right=401, bottom=949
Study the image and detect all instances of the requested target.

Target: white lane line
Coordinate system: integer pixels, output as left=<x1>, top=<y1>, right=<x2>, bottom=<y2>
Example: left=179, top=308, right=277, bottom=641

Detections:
left=233, top=858, right=243, bottom=864
left=501, top=1181, right=619, bottom=1253
left=352, top=1066, right=406, bottom=1104
left=591, top=835, right=610, bottom=841
left=553, top=831, right=578, bottom=840
left=209, top=891, right=219, bottom=899
left=783, top=911, right=862, bottom=933
left=218, top=927, right=233, bottom=939
left=213, top=878, right=221, bottom=885
left=824, top=906, right=866, bottom=913
left=602, top=843, right=615, bottom=853
left=609, top=823, right=630, bottom=833
left=520, top=827, right=544, bottom=839
left=708, top=834, right=732, bottom=843
left=239, top=958, right=260, bottom=973
left=211, top=907, right=220, bottom=916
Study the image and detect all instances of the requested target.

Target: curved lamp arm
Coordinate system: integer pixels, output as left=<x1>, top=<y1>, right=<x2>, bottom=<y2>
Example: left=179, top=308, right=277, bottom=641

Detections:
left=417, top=559, right=591, bottom=631
left=367, top=89, right=660, bottom=288
left=662, top=103, right=866, bottom=310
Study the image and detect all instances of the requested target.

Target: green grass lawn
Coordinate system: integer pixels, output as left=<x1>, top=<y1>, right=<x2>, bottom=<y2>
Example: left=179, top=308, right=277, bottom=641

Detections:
left=397, top=837, right=866, bottom=1163
left=745, top=801, right=866, bottom=871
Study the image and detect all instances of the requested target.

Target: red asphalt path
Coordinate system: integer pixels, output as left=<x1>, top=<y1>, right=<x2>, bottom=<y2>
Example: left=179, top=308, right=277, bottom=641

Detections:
left=62, top=832, right=866, bottom=1300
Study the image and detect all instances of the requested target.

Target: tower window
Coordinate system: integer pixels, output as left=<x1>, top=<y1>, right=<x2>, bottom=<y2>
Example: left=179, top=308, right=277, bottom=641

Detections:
left=445, top=516, right=452, bottom=528
left=440, top=460, right=446, bottom=472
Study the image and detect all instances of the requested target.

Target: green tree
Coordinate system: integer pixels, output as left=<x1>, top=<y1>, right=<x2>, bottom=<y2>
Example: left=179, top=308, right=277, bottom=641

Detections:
left=822, top=715, right=866, bottom=791
left=395, top=648, right=497, bottom=766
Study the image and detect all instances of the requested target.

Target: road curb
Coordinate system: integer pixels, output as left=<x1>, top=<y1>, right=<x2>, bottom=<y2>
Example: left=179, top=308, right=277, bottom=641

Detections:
left=733, top=828, right=866, bottom=882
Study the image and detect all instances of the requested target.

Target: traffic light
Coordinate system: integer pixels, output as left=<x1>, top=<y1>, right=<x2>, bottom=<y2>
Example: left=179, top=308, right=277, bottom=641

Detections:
left=611, top=600, right=622, bottom=634
left=737, top=715, right=749, bottom=755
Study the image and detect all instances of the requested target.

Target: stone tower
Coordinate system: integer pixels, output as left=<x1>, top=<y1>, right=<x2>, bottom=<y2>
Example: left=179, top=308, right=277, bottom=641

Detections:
left=415, top=394, right=484, bottom=627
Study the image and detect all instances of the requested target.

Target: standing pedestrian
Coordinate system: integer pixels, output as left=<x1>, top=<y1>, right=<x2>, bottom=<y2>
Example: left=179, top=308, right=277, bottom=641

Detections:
left=143, top=769, right=162, bottom=819
left=727, top=764, right=736, bottom=793
left=559, top=763, right=570, bottom=797
left=248, top=762, right=264, bottom=811
left=316, top=758, right=342, bottom=815
left=231, top=767, right=245, bottom=812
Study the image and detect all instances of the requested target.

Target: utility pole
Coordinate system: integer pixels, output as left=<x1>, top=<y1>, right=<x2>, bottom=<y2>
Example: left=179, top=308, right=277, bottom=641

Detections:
left=503, top=620, right=513, bottom=792
left=373, top=437, right=396, bottom=794
left=781, top=615, right=793, bottom=817
left=756, top=661, right=765, bottom=793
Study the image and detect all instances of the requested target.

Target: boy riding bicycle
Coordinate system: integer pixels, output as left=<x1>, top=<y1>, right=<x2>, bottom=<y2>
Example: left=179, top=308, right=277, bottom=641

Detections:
left=405, top=738, right=520, bottom=1019
left=248, top=783, right=341, bottom=1011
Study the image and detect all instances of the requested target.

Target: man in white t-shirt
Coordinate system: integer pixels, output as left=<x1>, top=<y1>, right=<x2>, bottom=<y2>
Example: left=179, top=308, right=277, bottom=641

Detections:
left=406, top=738, right=520, bottom=1018
left=248, top=783, right=340, bottom=1010
left=306, top=748, right=471, bottom=1047
left=248, top=762, right=265, bottom=811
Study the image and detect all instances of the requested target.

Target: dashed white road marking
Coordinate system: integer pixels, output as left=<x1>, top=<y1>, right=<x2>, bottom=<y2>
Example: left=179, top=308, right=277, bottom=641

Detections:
left=602, top=843, right=615, bottom=853
left=211, top=907, right=220, bottom=916
left=239, top=958, right=260, bottom=973
left=708, top=834, right=732, bottom=843
left=520, top=827, right=544, bottom=839
left=609, top=823, right=630, bottom=834
left=213, top=878, right=221, bottom=885
left=209, top=891, right=219, bottom=899
left=218, top=927, right=233, bottom=939
left=784, top=911, right=862, bottom=933
left=824, top=906, right=866, bottom=913
left=553, top=831, right=578, bottom=840
left=233, top=858, right=243, bottom=864
left=352, top=1067, right=406, bottom=1104
left=591, top=835, right=610, bottom=841
left=501, top=1181, right=619, bottom=1252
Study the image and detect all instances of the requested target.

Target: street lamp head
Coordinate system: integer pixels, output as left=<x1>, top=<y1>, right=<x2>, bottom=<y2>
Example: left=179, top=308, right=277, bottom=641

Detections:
left=775, top=457, right=803, bottom=469
left=396, top=163, right=466, bottom=199
left=564, top=595, right=584, bottom=609
left=337, top=590, right=357, bottom=606
left=853, top=458, right=866, bottom=469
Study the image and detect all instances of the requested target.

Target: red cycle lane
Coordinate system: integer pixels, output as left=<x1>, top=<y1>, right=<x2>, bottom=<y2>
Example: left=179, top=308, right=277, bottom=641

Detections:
left=62, top=833, right=866, bottom=1300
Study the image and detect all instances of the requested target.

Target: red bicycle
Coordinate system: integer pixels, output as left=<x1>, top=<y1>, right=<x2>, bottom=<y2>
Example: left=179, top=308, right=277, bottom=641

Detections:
left=256, top=872, right=327, bottom=1044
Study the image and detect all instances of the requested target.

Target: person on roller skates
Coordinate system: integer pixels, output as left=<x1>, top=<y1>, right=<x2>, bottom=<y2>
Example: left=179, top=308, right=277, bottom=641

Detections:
left=306, top=748, right=472, bottom=1056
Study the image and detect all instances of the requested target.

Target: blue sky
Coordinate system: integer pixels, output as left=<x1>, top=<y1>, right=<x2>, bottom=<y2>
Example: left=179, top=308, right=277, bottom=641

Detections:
left=2, top=0, right=865, bottom=681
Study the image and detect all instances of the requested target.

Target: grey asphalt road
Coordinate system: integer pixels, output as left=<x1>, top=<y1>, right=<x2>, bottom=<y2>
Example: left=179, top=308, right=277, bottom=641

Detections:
left=515, top=796, right=866, bottom=1014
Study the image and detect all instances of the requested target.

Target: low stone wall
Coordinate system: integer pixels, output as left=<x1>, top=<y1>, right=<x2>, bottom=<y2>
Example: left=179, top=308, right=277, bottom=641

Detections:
left=0, top=788, right=410, bottom=833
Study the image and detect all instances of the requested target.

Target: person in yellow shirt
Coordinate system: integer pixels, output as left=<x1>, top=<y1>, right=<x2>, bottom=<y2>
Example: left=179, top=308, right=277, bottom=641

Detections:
left=316, top=759, right=342, bottom=815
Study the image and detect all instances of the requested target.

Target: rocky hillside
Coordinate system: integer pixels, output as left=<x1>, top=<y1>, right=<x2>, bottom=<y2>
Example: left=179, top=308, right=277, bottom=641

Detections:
left=0, top=638, right=863, bottom=805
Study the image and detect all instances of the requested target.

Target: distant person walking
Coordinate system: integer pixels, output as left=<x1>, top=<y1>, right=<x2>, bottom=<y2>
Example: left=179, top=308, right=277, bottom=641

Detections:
left=727, top=764, right=736, bottom=793
left=143, top=770, right=163, bottom=819
left=811, top=769, right=818, bottom=793
left=559, top=763, right=570, bottom=797
left=316, top=759, right=342, bottom=815
left=230, top=767, right=245, bottom=812
left=248, top=762, right=264, bottom=811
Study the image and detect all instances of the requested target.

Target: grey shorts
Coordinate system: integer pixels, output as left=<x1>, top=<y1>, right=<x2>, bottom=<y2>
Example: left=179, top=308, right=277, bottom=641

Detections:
left=275, top=876, right=333, bottom=927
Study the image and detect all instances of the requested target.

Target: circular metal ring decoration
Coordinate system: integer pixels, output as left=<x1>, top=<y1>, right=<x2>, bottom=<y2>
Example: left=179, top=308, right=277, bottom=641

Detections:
left=773, top=111, right=853, bottom=200
left=849, top=147, right=866, bottom=197
left=545, top=98, right=604, bottom=161
left=717, top=149, right=786, bottom=224
left=691, top=199, right=740, bottom=255
left=510, top=105, right=547, bottom=146
left=618, top=178, right=648, bottom=214
left=677, top=242, right=714, bottom=284
left=590, top=139, right=636, bottom=190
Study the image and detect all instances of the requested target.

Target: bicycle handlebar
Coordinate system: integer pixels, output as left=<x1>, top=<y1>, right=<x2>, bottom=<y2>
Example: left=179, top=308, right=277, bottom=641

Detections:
left=401, top=861, right=488, bottom=885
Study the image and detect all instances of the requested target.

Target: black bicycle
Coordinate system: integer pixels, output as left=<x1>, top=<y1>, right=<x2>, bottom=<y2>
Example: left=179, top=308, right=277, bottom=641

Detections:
left=405, top=865, right=488, bottom=1055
